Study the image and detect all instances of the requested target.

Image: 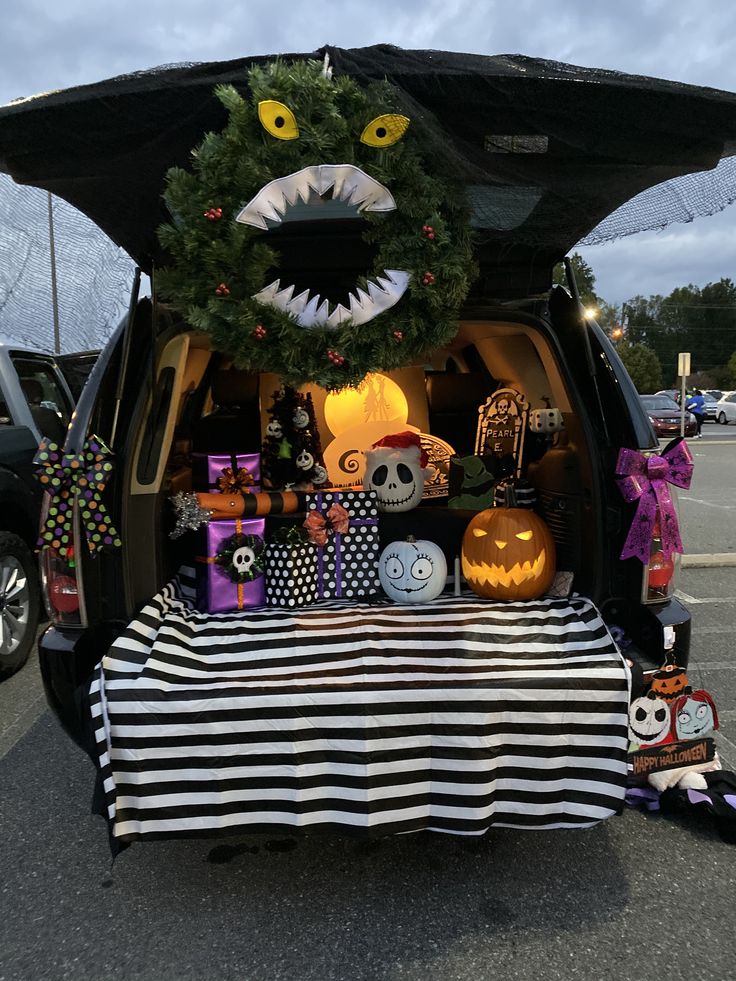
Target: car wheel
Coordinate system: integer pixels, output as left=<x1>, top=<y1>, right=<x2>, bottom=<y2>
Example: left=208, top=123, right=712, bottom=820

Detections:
left=718, top=412, right=728, bottom=425
left=0, top=532, right=40, bottom=680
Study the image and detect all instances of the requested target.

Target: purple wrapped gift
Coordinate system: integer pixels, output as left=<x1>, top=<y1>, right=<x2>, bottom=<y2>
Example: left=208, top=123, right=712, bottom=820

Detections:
left=196, top=517, right=266, bottom=613
left=192, top=452, right=261, bottom=494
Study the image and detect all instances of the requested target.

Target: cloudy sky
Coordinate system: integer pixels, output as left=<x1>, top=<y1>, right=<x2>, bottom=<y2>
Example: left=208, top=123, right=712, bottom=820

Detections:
left=1, top=0, right=736, bottom=335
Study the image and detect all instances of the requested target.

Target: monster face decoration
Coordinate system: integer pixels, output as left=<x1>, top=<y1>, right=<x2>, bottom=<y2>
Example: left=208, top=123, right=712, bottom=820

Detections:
left=363, top=431, right=430, bottom=512
left=628, top=691, right=671, bottom=747
left=670, top=689, right=719, bottom=741
left=158, top=58, right=473, bottom=389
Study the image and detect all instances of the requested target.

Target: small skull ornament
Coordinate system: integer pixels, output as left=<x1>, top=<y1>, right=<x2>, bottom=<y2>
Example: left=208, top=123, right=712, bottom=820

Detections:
left=296, top=449, right=314, bottom=470
left=312, top=464, right=328, bottom=485
left=232, top=545, right=256, bottom=575
left=363, top=432, right=431, bottom=513
left=266, top=419, right=283, bottom=439
left=293, top=407, right=310, bottom=429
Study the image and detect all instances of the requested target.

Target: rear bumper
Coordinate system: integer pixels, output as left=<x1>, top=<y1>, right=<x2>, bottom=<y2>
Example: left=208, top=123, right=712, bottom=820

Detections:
left=38, top=621, right=123, bottom=754
left=601, top=596, right=691, bottom=669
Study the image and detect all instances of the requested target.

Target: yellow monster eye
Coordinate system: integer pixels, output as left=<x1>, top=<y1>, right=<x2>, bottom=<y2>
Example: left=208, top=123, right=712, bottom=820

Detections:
left=515, top=530, right=534, bottom=541
left=473, top=528, right=488, bottom=538
left=258, top=100, right=299, bottom=140
left=360, top=114, right=410, bottom=148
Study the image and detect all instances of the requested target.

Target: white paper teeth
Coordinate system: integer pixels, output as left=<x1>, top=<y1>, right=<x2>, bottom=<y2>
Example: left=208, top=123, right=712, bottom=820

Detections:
left=253, top=269, right=410, bottom=330
left=236, top=164, right=396, bottom=228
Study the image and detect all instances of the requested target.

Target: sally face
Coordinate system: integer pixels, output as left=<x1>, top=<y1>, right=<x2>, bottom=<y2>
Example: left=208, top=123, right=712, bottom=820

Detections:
left=675, top=697, right=715, bottom=739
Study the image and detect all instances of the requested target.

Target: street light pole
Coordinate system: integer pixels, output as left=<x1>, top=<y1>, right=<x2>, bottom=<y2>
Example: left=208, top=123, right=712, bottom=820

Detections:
left=47, top=190, right=61, bottom=354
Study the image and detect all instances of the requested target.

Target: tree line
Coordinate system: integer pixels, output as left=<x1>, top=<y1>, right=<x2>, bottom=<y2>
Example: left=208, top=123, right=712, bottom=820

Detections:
left=554, top=255, right=736, bottom=394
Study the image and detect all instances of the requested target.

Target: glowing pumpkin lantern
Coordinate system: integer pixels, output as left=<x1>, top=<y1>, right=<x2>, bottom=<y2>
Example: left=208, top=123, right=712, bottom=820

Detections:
left=461, top=487, right=556, bottom=601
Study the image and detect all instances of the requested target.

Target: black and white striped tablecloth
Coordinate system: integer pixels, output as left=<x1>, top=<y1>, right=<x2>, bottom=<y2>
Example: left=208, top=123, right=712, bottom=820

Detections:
left=89, top=576, right=630, bottom=842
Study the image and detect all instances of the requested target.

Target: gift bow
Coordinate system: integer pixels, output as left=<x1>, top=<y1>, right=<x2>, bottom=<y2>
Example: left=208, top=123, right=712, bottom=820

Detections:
left=303, top=503, right=350, bottom=546
left=34, top=435, right=121, bottom=557
left=615, top=437, right=693, bottom=563
left=217, top=466, right=254, bottom=494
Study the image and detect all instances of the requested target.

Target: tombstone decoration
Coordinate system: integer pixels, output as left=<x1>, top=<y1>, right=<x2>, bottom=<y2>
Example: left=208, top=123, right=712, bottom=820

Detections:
left=475, top=388, right=529, bottom=480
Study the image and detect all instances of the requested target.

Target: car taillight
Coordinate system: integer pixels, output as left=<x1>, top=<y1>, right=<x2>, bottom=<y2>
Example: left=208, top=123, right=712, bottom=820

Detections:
left=39, top=496, right=87, bottom=628
left=640, top=510, right=679, bottom=604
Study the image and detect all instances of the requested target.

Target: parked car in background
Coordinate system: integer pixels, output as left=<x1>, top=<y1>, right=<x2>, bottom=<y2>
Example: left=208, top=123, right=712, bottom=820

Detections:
left=705, top=389, right=723, bottom=401
left=0, top=343, right=75, bottom=678
left=655, top=388, right=683, bottom=405
left=640, top=394, right=697, bottom=438
left=702, top=392, right=719, bottom=421
left=57, top=350, right=100, bottom=401
left=715, top=391, right=736, bottom=424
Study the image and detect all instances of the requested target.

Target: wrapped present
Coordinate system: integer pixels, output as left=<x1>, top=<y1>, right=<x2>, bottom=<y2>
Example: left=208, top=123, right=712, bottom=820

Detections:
left=304, top=490, right=380, bottom=600
left=265, top=528, right=319, bottom=608
left=196, top=517, right=266, bottom=612
left=192, top=452, right=261, bottom=494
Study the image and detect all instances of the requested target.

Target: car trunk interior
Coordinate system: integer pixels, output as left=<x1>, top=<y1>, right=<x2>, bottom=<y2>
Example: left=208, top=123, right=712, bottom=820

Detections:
left=120, top=310, right=602, bottom=618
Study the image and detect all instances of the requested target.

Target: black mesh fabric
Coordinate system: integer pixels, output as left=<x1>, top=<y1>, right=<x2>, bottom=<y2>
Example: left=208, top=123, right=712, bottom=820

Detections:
left=1, top=44, right=736, bottom=298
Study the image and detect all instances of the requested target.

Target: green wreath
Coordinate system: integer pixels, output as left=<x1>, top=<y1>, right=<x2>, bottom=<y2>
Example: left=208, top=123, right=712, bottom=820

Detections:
left=158, top=58, right=475, bottom=389
left=215, top=532, right=265, bottom=584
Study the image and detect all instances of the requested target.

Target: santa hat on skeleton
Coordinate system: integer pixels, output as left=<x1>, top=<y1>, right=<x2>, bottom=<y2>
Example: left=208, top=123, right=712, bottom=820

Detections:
left=363, top=431, right=431, bottom=511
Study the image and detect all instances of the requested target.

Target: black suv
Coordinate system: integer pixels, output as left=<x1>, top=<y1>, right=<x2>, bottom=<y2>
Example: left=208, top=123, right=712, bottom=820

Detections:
left=2, top=46, right=735, bottom=748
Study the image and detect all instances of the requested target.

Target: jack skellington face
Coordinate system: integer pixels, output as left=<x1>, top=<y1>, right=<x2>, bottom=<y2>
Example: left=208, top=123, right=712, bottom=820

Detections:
left=628, top=691, right=671, bottom=747
left=363, top=435, right=430, bottom=513
left=296, top=449, right=314, bottom=470
left=293, top=407, right=310, bottom=429
left=266, top=419, right=283, bottom=439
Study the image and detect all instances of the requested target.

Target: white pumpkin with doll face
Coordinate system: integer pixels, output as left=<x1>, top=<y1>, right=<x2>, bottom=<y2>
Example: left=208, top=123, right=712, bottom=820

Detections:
left=379, top=537, right=447, bottom=604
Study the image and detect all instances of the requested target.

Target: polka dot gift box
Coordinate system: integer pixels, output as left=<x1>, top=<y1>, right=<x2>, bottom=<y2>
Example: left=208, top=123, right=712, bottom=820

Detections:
left=265, top=530, right=319, bottom=609
left=303, top=490, right=381, bottom=601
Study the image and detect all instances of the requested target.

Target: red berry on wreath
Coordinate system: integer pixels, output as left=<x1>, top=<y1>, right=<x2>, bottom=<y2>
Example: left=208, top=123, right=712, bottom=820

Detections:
left=253, top=324, right=267, bottom=340
left=393, top=330, right=404, bottom=342
left=422, top=272, right=435, bottom=285
left=421, top=224, right=435, bottom=240
left=215, top=282, right=230, bottom=296
left=214, top=207, right=222, bottom=219
left=327, top=349, right=345, bottom=366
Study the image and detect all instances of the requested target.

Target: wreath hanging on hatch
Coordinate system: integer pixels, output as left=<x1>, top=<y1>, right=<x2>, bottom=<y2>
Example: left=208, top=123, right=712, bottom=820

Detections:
left=157, top=57, right=475, bottom=389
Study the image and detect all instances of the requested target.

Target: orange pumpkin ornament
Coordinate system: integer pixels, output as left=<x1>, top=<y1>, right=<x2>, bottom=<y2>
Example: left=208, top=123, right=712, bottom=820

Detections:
left=461, top=487, right=556, bottom=602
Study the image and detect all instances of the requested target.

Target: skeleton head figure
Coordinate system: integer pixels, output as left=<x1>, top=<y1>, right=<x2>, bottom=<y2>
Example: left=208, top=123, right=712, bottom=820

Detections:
left=293, top=407, right=310, bottom=429
left=296, top=449, right=314, bottom=470
left=266, top=419, right=283, bottom=439
left=232, top=545, right=256, bottom=575
left=363, top=431, right=430, bottom=512
left=312, top=464, right=328, bottom=485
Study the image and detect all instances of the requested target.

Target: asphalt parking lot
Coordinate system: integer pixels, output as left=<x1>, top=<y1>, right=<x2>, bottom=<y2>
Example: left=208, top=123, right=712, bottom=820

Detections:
left=1, top=436, right=734, bottom=981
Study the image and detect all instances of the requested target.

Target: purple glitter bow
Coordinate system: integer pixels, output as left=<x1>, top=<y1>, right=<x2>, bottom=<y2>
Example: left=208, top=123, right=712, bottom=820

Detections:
left=615, top=437, right=694, bottom=564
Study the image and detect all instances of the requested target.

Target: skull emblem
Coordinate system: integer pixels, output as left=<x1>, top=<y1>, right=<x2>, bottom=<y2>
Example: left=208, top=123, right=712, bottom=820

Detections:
left=293, top=407, right=310, bottom=429
left=267, top=419, right=283, bottom=438
left=232, top=545, right=256, bottom=574
left=296, top=449, right=314, bottom=470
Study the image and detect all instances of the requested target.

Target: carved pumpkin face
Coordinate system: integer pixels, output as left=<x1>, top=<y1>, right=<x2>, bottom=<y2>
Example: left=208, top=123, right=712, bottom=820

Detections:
left=650, top=665, right=689, bottom=702
left=379, top=537, right=447, bottom=604
left=461, top=506, right=556, bottom=601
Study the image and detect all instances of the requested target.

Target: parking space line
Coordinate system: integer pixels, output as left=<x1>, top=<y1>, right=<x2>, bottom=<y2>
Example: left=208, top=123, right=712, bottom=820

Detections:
left=675, top=590, right=736, bottom=604
left=681, top=553, right=736, bottom=567
left=680, top=497, right=735, bottom=511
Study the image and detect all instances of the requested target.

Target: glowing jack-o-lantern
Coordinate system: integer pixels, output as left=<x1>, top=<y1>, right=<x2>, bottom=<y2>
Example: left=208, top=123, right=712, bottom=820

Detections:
left=461, top=488, right=555, bottom=602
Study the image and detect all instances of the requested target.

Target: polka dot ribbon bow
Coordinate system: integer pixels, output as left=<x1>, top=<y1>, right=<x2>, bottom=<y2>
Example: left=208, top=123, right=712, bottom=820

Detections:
left=34, top=435, right=122, bottom=558
left=614, top=436, right=693, bottom=564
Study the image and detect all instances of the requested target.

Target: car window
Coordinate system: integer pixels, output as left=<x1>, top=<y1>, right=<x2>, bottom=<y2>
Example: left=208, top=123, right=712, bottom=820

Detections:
left=641, top=396, right=679, bottom=411
left=729, top=394, right=736, bottom=403
left=11, top=355, right=73, bottom=441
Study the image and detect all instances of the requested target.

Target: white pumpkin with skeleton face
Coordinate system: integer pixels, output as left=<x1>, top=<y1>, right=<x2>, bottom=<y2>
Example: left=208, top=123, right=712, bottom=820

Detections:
left=363, top=431, right=431, bottom=513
